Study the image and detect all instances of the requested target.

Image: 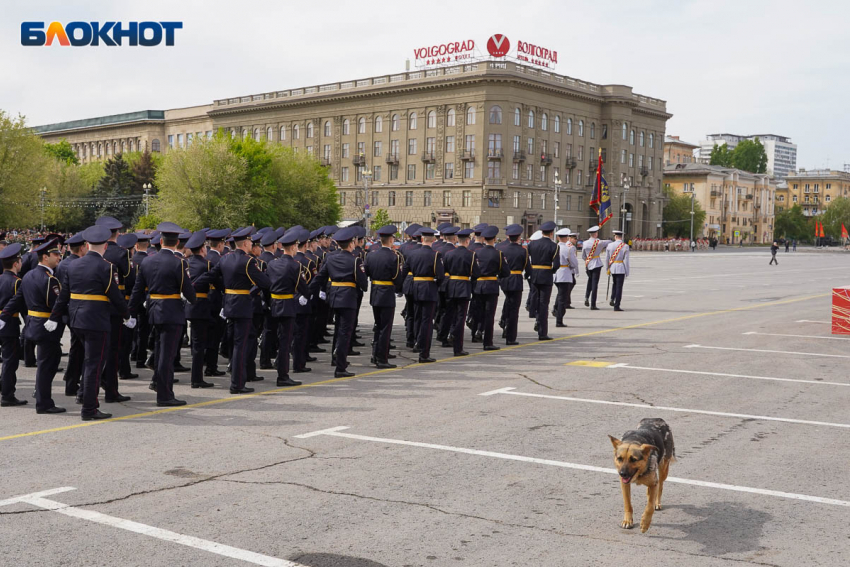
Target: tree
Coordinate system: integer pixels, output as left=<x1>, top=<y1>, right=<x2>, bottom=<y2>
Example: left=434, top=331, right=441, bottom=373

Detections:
left=773, top=204, right=811, bottom=242
left=92, top=153, right=136, bottom=227
left=128, top=150, right=158, bottom=195
left=731, top=138, right=768, bottom=174
left=0, top=110, right=48, bottom=228
left=709, top=143, right=732, bottom=167
left=369, top=208, right=392, bottom=233
left=43, top=160, right=93, bottom=231
left=820, top=197, right=850, bottom=239
left=661, top=187, right=706, bottom=238
left=44, top=139, right=79, bottom=165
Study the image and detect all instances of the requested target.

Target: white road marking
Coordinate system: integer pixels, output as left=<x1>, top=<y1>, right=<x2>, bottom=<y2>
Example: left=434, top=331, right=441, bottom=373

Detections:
left=0, top=488, right=306, bottom=567
left=628, top=265, right=850, bottom=284
left=481, top=387, right=850, bottom=429
left=603, top=363, right=849, bottom=387
left=684, top=344, right=850, bottom=359
left=296, top=427, right=850, bottom=507
left=623, top=294, right=645, bottom=298
left=743, top=331, right=850, bottom=341
left=795, top=319, right=831, bottom=324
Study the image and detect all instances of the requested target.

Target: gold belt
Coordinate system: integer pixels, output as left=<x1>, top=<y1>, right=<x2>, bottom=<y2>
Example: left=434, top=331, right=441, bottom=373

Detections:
left=28, top=311, right=51, bottom=318
left=478, top=276, right=498, bottom=281
left=331, top=282, right=356, bottom=287
left=196, top=293, right=208, bottom=298
left=271, top=293, right=294, bottom=299
left=70, top=294, right=107, bottom=302
left=531, top=265, right=552, bottom=269
left=117, top=285, right=125, bottom=290
left=124, top=295, right=130, bottom=300
left=150, top=294, right=181, bottom=300
left=225, top=289, right=250, bottom=295
left=559, top=265, right=570, bottom=268
left=449, top=276, right=470, bottom=281
left=611, top=260, right=624, bottom=264
left=372, top=281, right=394, bottom=285
left=510, top=270, right=523, bottom=275
left=413, top=277, right=435, bottom=282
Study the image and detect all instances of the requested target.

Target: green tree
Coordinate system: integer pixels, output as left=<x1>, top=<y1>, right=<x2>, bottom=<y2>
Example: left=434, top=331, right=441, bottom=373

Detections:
left=0, top=110, right=48, bottom=228
left=661, top=187, right=706, bottom=238
left=44, top=139, right=79, bottom=165
left=263, top=146, right=341, bottom=228
left=820, top=197, right=850, bottom=239
left=709, top=143, right=733, bottom=167
left=43, top=160, right=92, bottom=231
left=369, top=208, right=392, bottom=233
left=93, top=153, right=137, bottom=226
left=773, top=204, right=811, bottom=242
left=731, top=138, right=768, bottom=174
left=128, top=150, right=158, bottom=195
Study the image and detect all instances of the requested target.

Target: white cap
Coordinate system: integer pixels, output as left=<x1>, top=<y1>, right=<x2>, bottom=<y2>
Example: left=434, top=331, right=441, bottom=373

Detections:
left=588, top=226, right=600, bottom=233
left=530, top=230, right=543, bottom=241
left=612, top=230, right=624, bottom=235
left=556, top=228, right=571, bottom=236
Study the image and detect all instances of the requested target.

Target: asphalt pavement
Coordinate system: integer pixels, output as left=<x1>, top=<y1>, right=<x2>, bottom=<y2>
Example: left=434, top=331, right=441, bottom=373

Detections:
left=1, top=248, right=848, bottom=567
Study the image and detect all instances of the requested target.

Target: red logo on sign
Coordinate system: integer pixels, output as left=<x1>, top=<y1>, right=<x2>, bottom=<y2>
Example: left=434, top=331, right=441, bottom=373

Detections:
left=487, top=34, right=510, bottom=58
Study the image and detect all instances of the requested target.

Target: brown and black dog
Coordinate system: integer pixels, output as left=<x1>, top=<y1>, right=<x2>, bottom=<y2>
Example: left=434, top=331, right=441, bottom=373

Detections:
left=608, top=418, right=675, bottom=533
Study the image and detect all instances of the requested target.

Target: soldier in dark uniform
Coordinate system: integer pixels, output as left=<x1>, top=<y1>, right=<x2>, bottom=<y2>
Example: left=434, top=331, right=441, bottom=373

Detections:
left=442, top=228, right=479, bottom=356
left=466, top=223, right=488, bottom=343
left=48, top=226, right=134, bottom=420
left=398, top=224, right=421, bottom=348
left=311, top=227, right=367, bottom=378
left=184, top=231, right=215, bottom=389
left=244, top=232, right=266, bottom=382
left=0, top=244, right=26, bottom=407
left=20, top=236, right=44, bottom=368
left=258, top=231, right=279, bottom=370
left=364, top=225, right=403, bottom=369
left=401, top=227, right=445, bottom=363
left=56, top=232, right=87, bottom=397
left=266, top=230, right=304, bottom=386
left=526, top=221, right=559, bottom=341
left=116, top=233, right=139, bottom=381
left=500, top=225, right=528, bottom=346
left=474, top=226, right=511, bottom=350
left=130, top=232, right=152, bottom=371
left=307, top=228, right=328, bottom=353
left=206, top=227, right=270, bottom=394
left=435, top=226, right=457, bottom=345
left=203, top=229, right=228, bottom=377
left=0, top=238, right=66, bottom=413
left=292, top=228, right=317, bottom=373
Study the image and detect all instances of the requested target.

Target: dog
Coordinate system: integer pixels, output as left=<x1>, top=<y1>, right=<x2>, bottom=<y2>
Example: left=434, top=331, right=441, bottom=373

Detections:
left=608, top=418, right=675, bottom=533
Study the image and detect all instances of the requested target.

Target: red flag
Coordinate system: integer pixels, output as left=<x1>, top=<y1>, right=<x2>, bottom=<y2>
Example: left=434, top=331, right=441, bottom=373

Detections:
left=815, top=221, right=820, bottom=238
left=819, top=221, right=826, bottom=238
left=842, top=224, right=849, bottom=239
left=589, top=149, right=602, bottom=214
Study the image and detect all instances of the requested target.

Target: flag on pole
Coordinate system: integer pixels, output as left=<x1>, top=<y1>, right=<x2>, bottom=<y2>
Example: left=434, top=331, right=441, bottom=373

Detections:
left=819, top=221, right=826, bottom=238
left=598, top=170, right=613, bottom=227
left=589, top=148, right=602, bottom=215
left=842, top=224, right=848, bottom=239
left=815, top=220, right=820, bottom=238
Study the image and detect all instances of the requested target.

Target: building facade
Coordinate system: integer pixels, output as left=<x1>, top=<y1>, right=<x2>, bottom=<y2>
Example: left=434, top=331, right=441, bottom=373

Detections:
left=663, top=163, right=776, bottom=244
left=781, top=169, right=850, bottom=216
left=696, top=133, right=797, bottom=180
left=34, top=61, right=671, bottom=238
left=663, top=135, right=698, bottom=166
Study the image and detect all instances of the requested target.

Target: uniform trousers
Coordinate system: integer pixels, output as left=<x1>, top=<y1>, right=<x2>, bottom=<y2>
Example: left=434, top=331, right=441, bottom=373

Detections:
left=133, top=308, right=150, bottom=366
left=259, top=313, right=277, bottom=366
left=292, top=314, right=310, bottom=370
left=154, top=323, right=182, bottom=402
left=276, top=317, right=294, bottom=378
left=76, top=328, right=107, bottom=417
left=34, top=339, right=61, bottom=411
left=0, top=335, right=21, bottom=399
left=119, top=314, right=134, bottom=377
left=63, top=328, right=84, bottom=390
left=416, top=301, right=437, bottom=358
left=101, top=316, right=123, bottom=396
left=404, top=294, right=417, bottom=346
left=247, top=314, right=263, bottom=380
left=332, top=308, right=356, bottom=373
left=188, top=319, right=209, bottom=385
left=554, top=282, right=575, bottom=321
left=448, top=298, right=470, bottom=354
left=585, top=267, right=603, bottom=307
left=526, top=284, right=538, bottom=317
left=205, top=314, right=225, bottom=370
left=229, top=317, right=255, bottom=390
left=502, top=290, right=522, bottom=343
left=531, top=284, right=553, bottom=338
left=23, top=333, right=36, bottom=366
left=371, top=306, right=394, bottom=363
left=481, top=293, right=499, bottom=347
left=611, top=274, right=625, bottom=309
left=468, top=294, right=484, bottom=335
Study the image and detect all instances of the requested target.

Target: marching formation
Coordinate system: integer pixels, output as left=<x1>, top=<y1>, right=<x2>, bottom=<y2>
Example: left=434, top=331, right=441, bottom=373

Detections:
left=0, top=218, right=631, bottom=420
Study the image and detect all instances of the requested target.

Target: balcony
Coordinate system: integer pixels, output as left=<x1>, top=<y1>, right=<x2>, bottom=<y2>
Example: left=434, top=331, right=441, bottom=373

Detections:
left=513, top=150, right=526, bottom=162
left=421, top=152, right=435, bottom=163
left=540, top=153, right=553, bottom=165
left=710, top=190, right=721, bottom=197
left=745, top=194, right=754, bottom=200
left=588, top=159, right=598, bottom=172
left=640, top=167, right=648, bottom=177
left=461, top=149, right=475, bottom=161
left=352, top=155, right=367, bottom=166
left=488, top=148, right=504, bottom=160
left=485, top=177, right=505, bottom=186
left=385, top=153, right=399, bottom=164
left=320, top=157, right=331, bottom=167
left=566, top=157, right=577, bottom=169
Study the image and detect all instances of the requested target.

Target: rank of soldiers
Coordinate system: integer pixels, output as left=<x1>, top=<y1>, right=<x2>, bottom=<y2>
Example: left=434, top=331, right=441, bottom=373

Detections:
left=0, top=219, right=630, bottom=420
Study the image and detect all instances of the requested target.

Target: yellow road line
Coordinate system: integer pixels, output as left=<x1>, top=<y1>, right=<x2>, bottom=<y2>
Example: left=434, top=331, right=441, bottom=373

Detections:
left=0, top=292, right=828, bottom=443
left=566, top=361, right=617, bottom=368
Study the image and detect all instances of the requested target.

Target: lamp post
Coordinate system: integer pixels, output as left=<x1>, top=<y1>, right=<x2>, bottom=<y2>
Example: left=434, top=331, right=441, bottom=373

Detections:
left=40, top=186, right=47, bottom=231
left=362, top=158, right=373, bottom=235
left=689, top=191, right=695, bottom=251
left=553, top=171, right=561, bottom=224
left=620, top=179, right=630, bottom=233
left=142, top=183, right=152, bottom=216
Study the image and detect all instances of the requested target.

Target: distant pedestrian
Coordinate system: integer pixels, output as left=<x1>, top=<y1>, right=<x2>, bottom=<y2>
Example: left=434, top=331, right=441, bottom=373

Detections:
left=785, top=240, right=790, bottom=253
left=792, top=239, right=797, bottom=251
left=769, top=241, right=779, bottom=265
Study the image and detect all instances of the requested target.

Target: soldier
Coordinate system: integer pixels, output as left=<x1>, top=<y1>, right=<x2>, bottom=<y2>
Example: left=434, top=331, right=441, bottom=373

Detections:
left=553, top=228, right=579, bottom=328
left=20, top=235, right=44, bottom=368
left=56, top=232, right=87, bottom=397
left=48, top=226, right=135, bottom=420
left=311, top=227, right=367, bottom=378
left=116, top=233, right=139, bottom=381
left=442, top=228, right=478, bottom=355
left=292, top=228, right=316, bottom=374
left=582, top=226, right=612, bottom=310
left=308, top=227, right=331, bottom=353
left=474, top=226, right=510, bottom=351
left=130, top=232, right=152, bottom=372
left=466, top=223, right=487, bottom=343
left=500, top=225, right=528, bottom=346
left=435, top=226, right=458, bottom=345
left=0, top=244, right=26, bottom=407
left=364, top=225, right=403, bottom=369
left=606, top=230, right=630, bottom=312
left=525, top=230, right=543, bottom=319
left=258, top=231, right=279, bottom=370
left=401, top=227, right=445, bottom=363
left=203, top=229, right=228, bottom=377
left=206, top=227, right=270, bottom=394
left=266, top=230, right=304, bottom=387
left=526, top=221, right=559, bottom=341
left=184, top=231, right=216, bottom=389
left=398, top=224, right=422, bottom=349
left=0, top=238, right=66, bottom=413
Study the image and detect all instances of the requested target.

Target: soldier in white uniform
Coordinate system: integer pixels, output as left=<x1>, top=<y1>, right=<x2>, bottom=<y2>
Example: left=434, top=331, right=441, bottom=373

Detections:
left=552, top=228, right=578, bottom=327
left=606, top=230, right=630, bottom=312
left=582, top=226, right=612, bottom=310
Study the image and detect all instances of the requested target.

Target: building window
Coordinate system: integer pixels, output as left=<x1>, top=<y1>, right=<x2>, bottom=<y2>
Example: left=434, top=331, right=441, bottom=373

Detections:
left=590, top=123, right=595, bottom=139
left=622, top=123, right=627, bottom=140
left=151, top=139, right=160, bottom=152
left=306, top=146, right=313, bottom=156
left=488, top=161, right=501, bottom=179
left=639, top=131, right=645, bottom=147
left=629, top=154, right=634, bottom=167
left=357, top=141, right=365, bottom=156
left=405, top=191, right=414, bottom=206
left=466, top=106, right=476, bottom=125
left=444, top=190, right=453, bottom=207
left=446, top=136, right=455, bottom=153
left=355, top=190, right=362, bottom=205
left=577, top=146, right=583, bottom=161
left=826, top=195, right=831, bottom=202
left=342, top=143, right=350, bottom=158
left=541, top=113, right=548, bottom=131
left=341, top=167, right=349, bottom=182
left=266, top=127, right=273, bottom=141
left=488, top=133, right=502, bottom=155
left=513, top=191, right=520, bottom=208
left=168, top=135, right=174, bottom=149
left=563, top=170, right=570, bottom=185
left=323, top=121, right=331, bottom=137
left=526, top=164, right=533, bottom=180
left=567, top=118, right=572, bottom=135
left=447, top=109, right=455, bottom=127
left=553, top=166, right=560, bottom=183
left=465, top=135, right=475, bottom=152
left=527, top=192, right=533, bottom=208
left=373, top=141, right=382, bottom=157
left=293, top=125, right=300, bottom=139
left=513, top=135, right=521, bottom=153
left=408, top=139, right=417, bottom=155
left=426, top=163, right=436, bottom=179
left=409, top=112, right=417, bottom=130
left=407, top=164, right=416, bottom=180
left=554, top=115, right=560, bottom=133
left=528, top=110, right=535, bottom=129
left=566, top=194, right=572, bottom=210
left=424, top=191, right=432, bottom=206
left=391, top=114, right=400, bottom=131
left=630, top=130, right=635, bottom=145
left=489, top=105, right=502, bottom=124
left=464, top=161, right=474, bottom=179
left=649, top=133, right=654, bottom=148
left=488, top=190, right=501, bottom=208
left=539, top=165, right=546, bottom=181
left=390, top=164, right=399, bottom=180
left=514, top=107, right=521, bottom=126
left=307, top=122, right=314, bottom=138
left=577, top=170, right=583, bottom=185
left=357, top=117, right=365, bottom=134
left=427, top=110, right=436, bottom=128
left=527, top=138, right=534, bottom=155
left=554, top=141, right=560, bottom=158
left=343, top=119, right=350, bottom=135
left=638, top=154, right=644, bottom=168
left=280, top=126, right=287, bottom=141
left=565, top=143, right=572, bottom=158
left=390, top=139, right=400, bottom=157
left=374, top=116, right=383, bottom=133
left=339, top=192, right=346, bottom=205
left=388, top=191, right=396, bottom=206
left=578, top=121, right=584, bottom=137
left=373, top=166, right=382, bottom=181
left=541, top=193, right=546, bottom=209
left=426, top=137, right=436, bottom=153
left=578, top=196, right=583, bottom=210
left=620, top=149, right=626, bottom=164
left=458, top=190, right=468, bottom=207
left=445, top=162, right=454, bottom=179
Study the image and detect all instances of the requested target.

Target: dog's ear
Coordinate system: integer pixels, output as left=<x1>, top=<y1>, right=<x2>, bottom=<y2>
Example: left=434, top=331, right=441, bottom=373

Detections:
left=608, top=435, right=621, bottom=449
left=640, top=444, right=655, bottom=458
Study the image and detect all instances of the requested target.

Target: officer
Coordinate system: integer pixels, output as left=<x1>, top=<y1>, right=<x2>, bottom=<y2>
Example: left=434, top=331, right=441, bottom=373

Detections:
left=582, top=226, right=612, bottom=310
left=442, top=228, right=478, bottom=356
left=525, top=230, right=542, bottom=319
left=258, top=231, right=279, bottom=370
left=128, top=223, right=196, bottom=406
left=56, top=232, right=87, bottom=397
left=291, top=228, right=317, bottom=374
left=606, top=230, right=630, bottom=312
left=130, top=232, right=152, bottom=372
left=203, top=229, right=228, bottom=377
left=308, top=228, right=331, bottom=353
left=364, top=225, right=403, bottom=369
left=474, top=226, right=511, bottom=350
left=553, top=228, right=579, bottom=327
left=466, top=224, right=488, bottom=343
left=20, top=236, right=46, bottom=368
left=48, top=226, right=135, bottom=420
left=305, top=228, right=325, bottom=356
left=0, top=238, right=66, bottom=413
left=401, top=227, right=444, bottom=363
left=398, top=224, right=422, bottom=349
left=500, top=225, right=528, bottom=346
left=207, top=227, right=270, bottom=394
left=526, top=221, right=559, bottom=341
left=0, top=244, right=26, bottom=407
left=311, top=227, right=367, bottom=378
left=184, top=231, right=215, bottom=389
left=266, top=230, right=305, bottom=387
left=116, top=233, right=139, bottom=381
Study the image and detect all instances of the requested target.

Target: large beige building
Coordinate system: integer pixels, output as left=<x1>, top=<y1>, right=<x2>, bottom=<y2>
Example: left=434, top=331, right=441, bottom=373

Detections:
left=780, top=169, right=850, bottom=216
left=663, top=163, right=776, bottom=244
left=663, top=135, right=698, bottom=166
left=34, top=61, right=671, bottom=237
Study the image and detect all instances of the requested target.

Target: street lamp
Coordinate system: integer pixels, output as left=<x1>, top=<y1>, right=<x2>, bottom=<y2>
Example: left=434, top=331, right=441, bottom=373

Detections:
left=620, top=178, right=630, bottom=233
left=142, top=183, right=152, bottom=216
left=689, top=191, right=695, bottom=252
left=553, top=171, right=561, bottom=224
left=361, top=158, right=373, bottom=235
left=40, top=186, right=47, bottom=231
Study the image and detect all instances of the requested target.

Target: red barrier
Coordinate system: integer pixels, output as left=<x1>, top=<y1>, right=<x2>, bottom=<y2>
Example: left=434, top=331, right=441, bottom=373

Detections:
left=833, top=287, right=850, bottom=335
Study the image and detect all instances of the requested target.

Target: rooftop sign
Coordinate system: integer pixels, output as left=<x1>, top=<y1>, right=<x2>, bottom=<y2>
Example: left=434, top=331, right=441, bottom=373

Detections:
left=413, top=33, right=557, bottom=70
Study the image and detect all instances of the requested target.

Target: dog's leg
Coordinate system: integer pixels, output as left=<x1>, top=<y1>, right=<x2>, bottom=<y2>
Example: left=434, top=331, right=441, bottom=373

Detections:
left=620, top=482, right=633, bottom=529
left=656, top=458, right=670, bottom=510
left=640, top=483, right=658, bottom=533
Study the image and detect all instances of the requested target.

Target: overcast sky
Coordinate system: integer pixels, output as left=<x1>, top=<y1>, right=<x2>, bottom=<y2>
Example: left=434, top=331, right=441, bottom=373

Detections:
left=2, top=0, right=847, bottom=169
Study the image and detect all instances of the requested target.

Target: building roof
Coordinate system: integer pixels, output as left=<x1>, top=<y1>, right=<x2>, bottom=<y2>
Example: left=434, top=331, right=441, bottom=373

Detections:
left=32, top=110, right=165, bottom=135
left=785, top=169, right=850, bottom=180
left=664, top=135, right=698, bottom=148
left=663, top=162, right=773, bottom=181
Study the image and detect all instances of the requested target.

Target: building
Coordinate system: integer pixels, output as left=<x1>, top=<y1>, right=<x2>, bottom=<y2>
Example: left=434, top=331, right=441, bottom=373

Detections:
left=781, top=169, right=850, bottom=216
left=663, top=135, right=698, bottom=166
left=663, top=163, right=776, bottom=244
left=33, top=61, right=672, bottom=238
left=697, top=133, right=797, bottom=180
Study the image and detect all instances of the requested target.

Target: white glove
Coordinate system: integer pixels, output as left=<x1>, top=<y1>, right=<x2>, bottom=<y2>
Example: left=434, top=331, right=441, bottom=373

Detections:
left=44, top=320, right=58, bottom=332
left=319, top=291, right=327, bottom=301
left=143, top=301, right=147, bottom=309
left=298, top=296, right=308, bottom=306
left=124, top=317, right=137, bottom=329
left=0, top=319, right=5, bottom=331
left=219, top=309, right=225, bottom=318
